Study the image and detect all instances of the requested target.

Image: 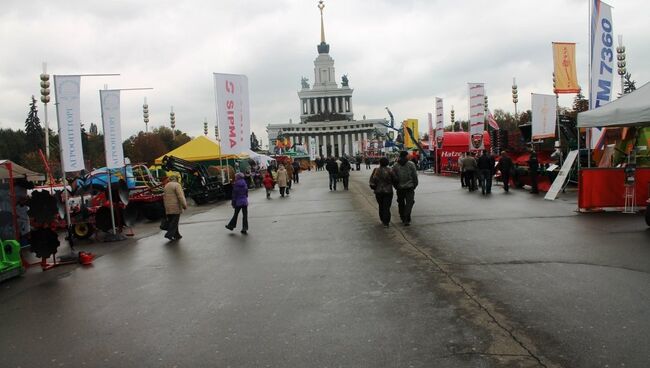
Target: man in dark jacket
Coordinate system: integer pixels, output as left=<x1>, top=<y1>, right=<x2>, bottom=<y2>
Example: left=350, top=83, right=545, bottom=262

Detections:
left=392, top=151, right=418, bottom=226
left=339, top=157, right=352, bottom=190
left=325, top=157, right=339, bottom=191
left=292, top=160, right=301, bottom=183
left=477, top=150, right=495, bottom=195
left=496, top=151, right=514, bottom=192
left=528, top=151, right=539, bottom=194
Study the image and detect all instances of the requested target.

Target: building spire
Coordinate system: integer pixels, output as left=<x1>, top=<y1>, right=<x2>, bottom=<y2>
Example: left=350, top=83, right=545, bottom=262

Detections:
left=316, top=1, right=330, bottom=54
left=318, top=0, right=326, bottom=43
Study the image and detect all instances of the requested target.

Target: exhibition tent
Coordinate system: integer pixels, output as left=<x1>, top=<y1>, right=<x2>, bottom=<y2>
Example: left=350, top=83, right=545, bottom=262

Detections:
left=578, top=82, right=650, bottom=128
left=154, top=136, right=239, bottom=165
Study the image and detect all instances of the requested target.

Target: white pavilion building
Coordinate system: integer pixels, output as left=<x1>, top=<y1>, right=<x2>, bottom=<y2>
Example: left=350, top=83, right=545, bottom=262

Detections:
left=266, top=1, right=387, bottom=158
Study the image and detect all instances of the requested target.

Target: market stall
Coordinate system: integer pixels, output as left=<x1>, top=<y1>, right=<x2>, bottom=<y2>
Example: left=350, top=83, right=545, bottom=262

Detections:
left=435, top=131, right=491, bottom=174
left=577, top=82, right=650, bottom=210
left=0, top=160, right=43, bottom=241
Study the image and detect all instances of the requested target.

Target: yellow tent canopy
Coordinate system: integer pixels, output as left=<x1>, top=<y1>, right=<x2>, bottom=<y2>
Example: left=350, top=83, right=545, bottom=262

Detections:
left=154, top=136, right=240, bottom=164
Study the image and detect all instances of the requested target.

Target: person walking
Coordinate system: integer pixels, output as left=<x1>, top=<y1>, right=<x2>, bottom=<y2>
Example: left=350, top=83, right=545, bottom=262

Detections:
left=225, top=173, right=249, bottom=234
left=528, top=151, right=539, bottom=194
left=355, top=154, right=362, bottom=171
left=262, top=171, right=274, bottom=199
left=364, top=156, right=371, bottom=169
left=325, top=156, right=339, bottom=191
left=477, top=150, right=495, bottom=195
left=285, top=161, right=294, bottom=194
left=496, top=151, right=514, bottom=192
left=369, top=157, right=398, bottom=228
left=339, top=157, right=352, bottom=190
left=393, top=151, right=418, bottom=226
left=276, top=164, right=289, bottom=197
left=458, top=152, right=466, bottom=188
left=162, top=175, right=187, bottom=241
left=292, top=160, right=301, bottom=183
left=462, top=152, right=478, bottom=191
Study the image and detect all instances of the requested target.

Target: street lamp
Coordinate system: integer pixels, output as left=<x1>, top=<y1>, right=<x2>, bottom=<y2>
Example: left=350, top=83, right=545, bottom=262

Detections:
left=170, top=106, right=176, bottom=139
left=40, top=63, right=50, bottom=159
left=512, top=78, right=518, bottom=119
left=617, top=35, right=627, bottom=95
left=204, top=118, right=208, bottom=136
left=450, top=106, right=455, bottom=132
left=142, top=97, right=149, bottom=133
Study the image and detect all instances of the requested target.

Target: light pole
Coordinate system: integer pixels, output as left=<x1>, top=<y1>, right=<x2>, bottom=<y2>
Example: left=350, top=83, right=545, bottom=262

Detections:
left=512, top=77, right=519, bottom=119
left=170, top=106, right=176, bottom=139
left=617, top=35, right=627, bottom=96
left=142, top=97, right=149, bottom=133
left=40, top=63, right=51, bottom=159
left=450, top=106, right=455, bottom=132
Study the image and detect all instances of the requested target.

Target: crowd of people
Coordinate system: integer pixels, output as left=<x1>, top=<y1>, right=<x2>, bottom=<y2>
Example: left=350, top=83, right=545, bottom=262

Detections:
left=457, top=150, right=537, bottom=195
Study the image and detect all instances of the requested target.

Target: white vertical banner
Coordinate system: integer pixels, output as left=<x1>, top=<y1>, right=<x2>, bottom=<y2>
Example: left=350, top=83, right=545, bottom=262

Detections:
left=589, top=0, right=614, bottom=148
left=427, top=113, right=434, bottom=149
left=531, top=93, right=557, bottom=139
left=309, top=137, right=316, bottom=160
left=214, top=73, right=251, bottom=155
left=468, top=83, right=485, bottom=150
left=100, top=90, right=124, bottom=169
left=435, top=97, right=444, bottom=148
left=54, top=75, right=84, bottom=172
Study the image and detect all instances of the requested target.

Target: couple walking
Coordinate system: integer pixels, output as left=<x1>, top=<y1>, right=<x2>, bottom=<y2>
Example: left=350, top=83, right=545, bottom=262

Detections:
left=369, top=151, right=418, bottom=228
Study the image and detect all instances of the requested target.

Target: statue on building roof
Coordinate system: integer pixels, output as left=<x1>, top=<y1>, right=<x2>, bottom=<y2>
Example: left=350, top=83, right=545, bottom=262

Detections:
left=341, top=74, right=349, bottom=87
left=301, top=77, right=310, bottom=89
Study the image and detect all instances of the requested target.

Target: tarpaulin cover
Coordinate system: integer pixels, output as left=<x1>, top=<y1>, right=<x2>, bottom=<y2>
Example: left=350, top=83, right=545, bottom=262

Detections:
left=0, top=160, right=43, bottom=182
left=578, top=168, right=650, bottom=209
left=154, top=136, right=240, bottom=164
left=578, top=82, right=650, bottom=128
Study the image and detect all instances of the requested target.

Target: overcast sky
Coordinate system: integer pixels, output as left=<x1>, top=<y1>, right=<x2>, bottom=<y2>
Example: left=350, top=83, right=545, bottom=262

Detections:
left=1, top=0, right=648, bottom=146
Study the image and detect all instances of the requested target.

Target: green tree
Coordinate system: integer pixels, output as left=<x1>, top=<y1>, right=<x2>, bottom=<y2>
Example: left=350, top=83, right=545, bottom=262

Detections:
left=623, top=72, right=637, bottom=94
left=0, top=128, right=28, bottom=163
left=24, top=96, right=44, bottom=150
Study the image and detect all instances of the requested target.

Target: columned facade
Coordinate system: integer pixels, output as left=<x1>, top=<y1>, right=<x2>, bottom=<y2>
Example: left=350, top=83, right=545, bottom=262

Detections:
left=266, top=0, right=387, bottom=157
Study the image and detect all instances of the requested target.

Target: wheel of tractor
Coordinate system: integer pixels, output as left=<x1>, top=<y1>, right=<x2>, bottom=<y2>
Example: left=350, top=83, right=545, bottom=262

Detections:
left=73, top=222, right=94, bottom=239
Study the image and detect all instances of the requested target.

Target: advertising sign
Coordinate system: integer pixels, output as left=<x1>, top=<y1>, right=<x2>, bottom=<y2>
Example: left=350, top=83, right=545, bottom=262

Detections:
left=552, top=42, right=580, bottom=93
left=435, top=97, right=444, bottom=149
left=531, top=93, right=557, bottom=139
left=100, top=90, right=125, bottom=169
left=214, top=73, right=251, bottom=155
left=589, top=0, right=614, bottom=148
left=468, top=83, right=485, bottom=150
left=54, top=75, right=85, bottom=172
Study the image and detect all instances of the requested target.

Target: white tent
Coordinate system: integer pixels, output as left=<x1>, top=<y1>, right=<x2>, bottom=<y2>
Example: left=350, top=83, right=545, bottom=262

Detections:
left=578, top=82, right=650, bottom=128
left=0, top=160, right=44, bottom=182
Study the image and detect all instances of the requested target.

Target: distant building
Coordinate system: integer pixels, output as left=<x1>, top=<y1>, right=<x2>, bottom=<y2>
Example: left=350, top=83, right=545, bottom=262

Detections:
left=266, top=1, right=387, bottom=157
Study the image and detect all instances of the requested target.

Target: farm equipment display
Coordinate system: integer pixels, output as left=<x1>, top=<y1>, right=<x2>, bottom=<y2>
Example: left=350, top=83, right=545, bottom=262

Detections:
left=161, top=155, right=230, bottom=204
left=0, top=238, right=24, bottom=282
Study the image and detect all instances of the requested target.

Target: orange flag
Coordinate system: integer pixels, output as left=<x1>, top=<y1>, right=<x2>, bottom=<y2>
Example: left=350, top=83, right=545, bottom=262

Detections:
left=552, top=42, right=580, bottom=94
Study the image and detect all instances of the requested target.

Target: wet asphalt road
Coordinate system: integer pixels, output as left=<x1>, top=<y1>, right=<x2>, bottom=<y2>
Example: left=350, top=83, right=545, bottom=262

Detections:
left=1, top=168, right=649, bottom=367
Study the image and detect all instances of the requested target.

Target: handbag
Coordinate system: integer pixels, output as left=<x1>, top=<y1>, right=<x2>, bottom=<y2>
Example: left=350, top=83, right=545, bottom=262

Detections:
left=159, top=216, right=169, bottom=230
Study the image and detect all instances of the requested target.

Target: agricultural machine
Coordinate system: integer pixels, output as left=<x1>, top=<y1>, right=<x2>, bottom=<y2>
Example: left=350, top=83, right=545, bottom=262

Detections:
left=161, top=155, right=231, bottom=204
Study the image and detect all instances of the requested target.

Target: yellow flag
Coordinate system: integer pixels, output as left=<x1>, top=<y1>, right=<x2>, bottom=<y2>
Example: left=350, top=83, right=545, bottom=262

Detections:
left=403, top=119, right=419, bottom=149
left=552, top=42, right=580, bottom=94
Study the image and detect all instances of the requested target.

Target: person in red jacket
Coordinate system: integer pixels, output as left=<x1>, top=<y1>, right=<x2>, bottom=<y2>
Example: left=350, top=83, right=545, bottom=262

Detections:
left=262, top=172, right=274, bottom=199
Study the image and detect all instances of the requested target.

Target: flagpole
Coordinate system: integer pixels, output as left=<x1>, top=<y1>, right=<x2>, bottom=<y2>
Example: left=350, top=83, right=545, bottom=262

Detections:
left=587, top=0, right=592, bottom=168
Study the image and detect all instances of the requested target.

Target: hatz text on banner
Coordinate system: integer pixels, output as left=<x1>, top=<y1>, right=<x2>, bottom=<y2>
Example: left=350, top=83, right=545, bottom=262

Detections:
left=468, top=83, right=485, bottom=150
left=54, top=75, right=84, bottom=172
left=214, top=73, right=251, bottom=155
left=100, top=90, right=124, bottom=169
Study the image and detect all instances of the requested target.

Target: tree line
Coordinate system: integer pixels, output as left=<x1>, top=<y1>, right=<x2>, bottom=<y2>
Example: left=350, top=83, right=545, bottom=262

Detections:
left=0, top=97, right=191, bottom=175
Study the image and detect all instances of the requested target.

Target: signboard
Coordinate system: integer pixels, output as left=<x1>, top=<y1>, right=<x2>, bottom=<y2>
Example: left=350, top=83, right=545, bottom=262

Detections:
left=54, top=75, right=85, bottom=172
left=435, top=97, right=444, bottom=149
left=403, top=119, right=419, bottom=149
left=545, top=150, right=578, bottom=201
left=309, top=137, right=316, bottom=160
left=214, top=73, right=251, bottom=155
left=589, top=0, right=614, bottom=148
left=439, top=150, right=463, bottom=173
left=531, top=93, right=557, bottom=139
left=100, top=90, right=125, bottom=169
left=468, top=83, right=485, bottom=150
left=427, top=113, right=434, bottom=149
left=552, top=42, right=580, bottom=93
